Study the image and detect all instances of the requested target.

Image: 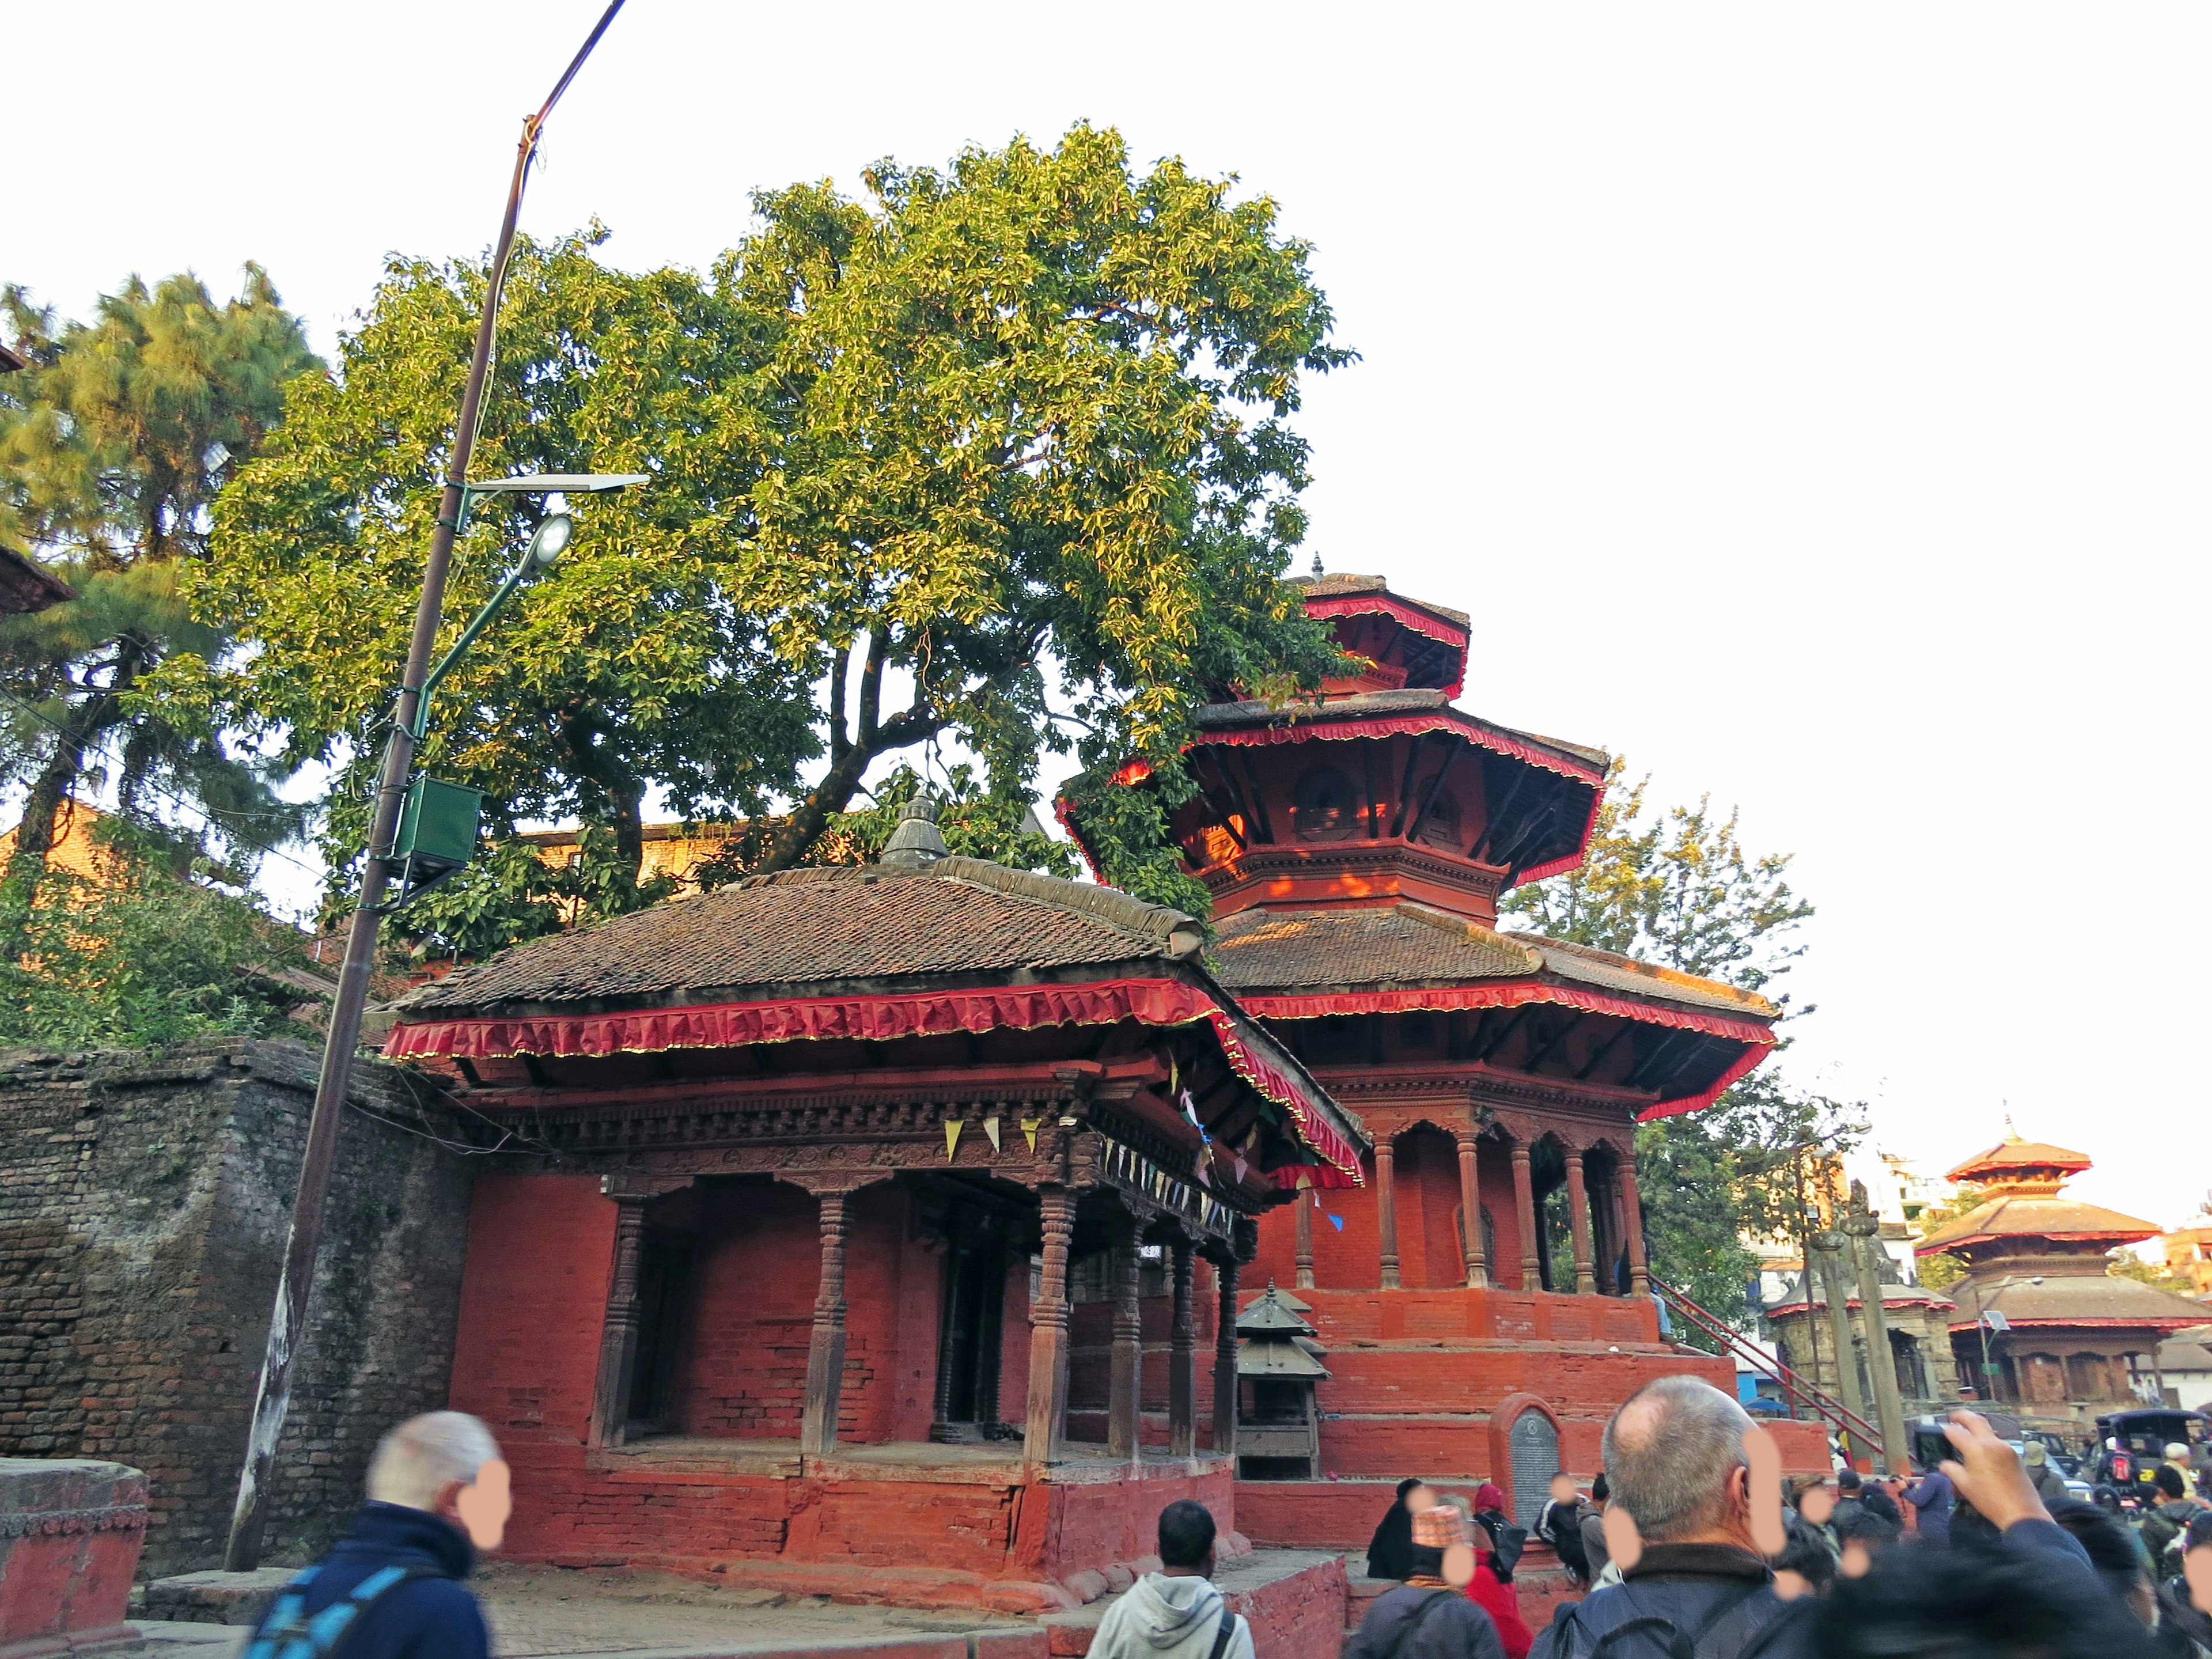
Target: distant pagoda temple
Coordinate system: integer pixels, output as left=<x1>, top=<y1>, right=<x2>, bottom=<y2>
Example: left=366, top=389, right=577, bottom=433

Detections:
left=384, top=808, right=1368, bottom=1611
left=1066, top=572, right=1812, bottom=1543
left=1917, top=1130, right=2210, bottom=1421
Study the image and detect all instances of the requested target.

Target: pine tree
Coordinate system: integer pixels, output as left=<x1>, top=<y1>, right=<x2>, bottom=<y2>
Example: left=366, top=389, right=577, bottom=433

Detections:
left=0, top=269, right=320, bottom=936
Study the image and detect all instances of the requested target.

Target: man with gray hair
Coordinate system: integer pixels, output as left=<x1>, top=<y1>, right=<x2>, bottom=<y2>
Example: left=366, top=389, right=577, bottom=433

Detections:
left=1532, top=1376, right=1810, bottom=1659
left=243, top=1412, right=510, bottom=1659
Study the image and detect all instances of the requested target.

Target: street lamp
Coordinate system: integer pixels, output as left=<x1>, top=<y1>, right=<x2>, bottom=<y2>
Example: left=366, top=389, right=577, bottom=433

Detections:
left=385, top=475, right=646, bottom=908
left=223, top=0, right=634, bottom=1571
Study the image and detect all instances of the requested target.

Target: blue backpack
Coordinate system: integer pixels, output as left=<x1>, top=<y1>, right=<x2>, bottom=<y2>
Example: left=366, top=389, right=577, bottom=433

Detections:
left=245, top=1564, right=440, bottom=1659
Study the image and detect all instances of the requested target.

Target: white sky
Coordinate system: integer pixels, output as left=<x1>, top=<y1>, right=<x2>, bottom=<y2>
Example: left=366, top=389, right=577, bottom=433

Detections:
left=14, top=3, right=2209, bottom=1229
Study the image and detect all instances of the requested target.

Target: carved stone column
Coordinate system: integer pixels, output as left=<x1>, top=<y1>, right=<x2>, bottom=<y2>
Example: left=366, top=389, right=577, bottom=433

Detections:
left=1024, top=1186, right=1077, bottom=1465
left=1376, top=1140, right=1402, bottom=1290
left=589, top=1194, right=650, bottom=1447
left=1510, top=1138, right=1540, bottom=1292
left=799, top=1190, right=851, bottom=1457
left=1168, top=1238, right=1197, bottom=1456
left=1108, top=1213, right=1144, bottom=1460
left=1617, top=1154, right=1652, bottom=1298
left=1456, top=1131, right=1488, bottom=1288
left=1563, top=1147, right=1597, bottom=1296
left=1212, top=1256, right=1240, bottom=1459
left=1294, top=1191, right=1316, bottom=1290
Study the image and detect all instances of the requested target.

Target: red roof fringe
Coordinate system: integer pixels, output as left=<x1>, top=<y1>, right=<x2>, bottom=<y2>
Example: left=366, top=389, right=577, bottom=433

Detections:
left=385, top=976, right=1365, bottom=1188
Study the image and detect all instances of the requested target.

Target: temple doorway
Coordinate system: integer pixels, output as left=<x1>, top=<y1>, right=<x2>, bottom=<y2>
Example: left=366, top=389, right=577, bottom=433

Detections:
left=933, top=1234, right=1008, bottom=1440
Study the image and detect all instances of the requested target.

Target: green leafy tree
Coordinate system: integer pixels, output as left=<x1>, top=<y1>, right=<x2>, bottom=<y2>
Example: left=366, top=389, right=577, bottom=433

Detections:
left=724, top=123, right=1349, bottom=872
left=161, top=230, right=819, bottom=897
left=0, top=270, right=318, bottom=933
left=0, top=817, right=309, bottom=1049
left=1503, top=759, right=1865, bottom=1338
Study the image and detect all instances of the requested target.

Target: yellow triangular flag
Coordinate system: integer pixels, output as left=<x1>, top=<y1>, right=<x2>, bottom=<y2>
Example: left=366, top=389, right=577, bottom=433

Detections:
left=984, top=1115, right=1002, bottom=1152
left=1296, top=1172, right=1312, bottom=1192
left=1021, top=1116, right=1041, bottom=1151
left=945, top=1119, right=963, bottom=1161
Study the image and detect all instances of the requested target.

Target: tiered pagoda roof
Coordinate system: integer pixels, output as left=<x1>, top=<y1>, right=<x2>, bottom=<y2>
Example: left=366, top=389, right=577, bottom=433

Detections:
left=1208, top=902, right=1778, bottom=1117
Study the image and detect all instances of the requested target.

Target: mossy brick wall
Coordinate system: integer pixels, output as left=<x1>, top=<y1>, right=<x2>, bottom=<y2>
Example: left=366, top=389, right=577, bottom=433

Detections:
left=0, top=1040, right=472, bottom=1577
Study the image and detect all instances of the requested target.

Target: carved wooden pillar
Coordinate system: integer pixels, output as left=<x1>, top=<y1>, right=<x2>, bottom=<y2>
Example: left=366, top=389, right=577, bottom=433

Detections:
left=1456, top=1131, right=1488, bottom=1288
left=1294, top=1191, right=1316, bottom=1290
left=1024, top=1187, right=1076, bottom=1465
left=1168, top=1238, right=1197, bottom=1456
left=1212, top=1256, right=1240, bottom=1459
left=1564, top=1146, right=1598, bottom=1296
left=1618, top=1154, right=1652, bottom=1298
left=589, top=1192, right=652, bottom=1448
left=1376, top=1139, right=1402, bottom=1290
left=1510, top=1138, right=1540, bottom=1291
left=1108, top=1213, right=1143, bottom=1460
left=799, top=1190, right=851, bottom=1457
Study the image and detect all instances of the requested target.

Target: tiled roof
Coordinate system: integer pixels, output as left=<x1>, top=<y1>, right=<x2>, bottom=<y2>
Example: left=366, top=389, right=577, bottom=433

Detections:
left=1946, top=1134, right=2093, bottom=1181
left=1210, top=904, right=1541, bottom=989
left=1291, top=571, right=1472, bottom=627
left=1946, top=1271, right=2212, bottom=1331
left=1207, top=904, right=1776, bottom=1023
left=1521, top=936, right=1778, bottom=1019
left=1915, top=1195, right=2164, bottom=1253
left=397, top=857, right=1205, bottom=1014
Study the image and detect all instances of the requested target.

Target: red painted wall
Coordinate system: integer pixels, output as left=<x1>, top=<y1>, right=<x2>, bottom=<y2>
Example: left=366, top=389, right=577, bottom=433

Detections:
left=449, top=1173, right=614, bottom=1448
left=679, top=1181, right=817, bottom=1438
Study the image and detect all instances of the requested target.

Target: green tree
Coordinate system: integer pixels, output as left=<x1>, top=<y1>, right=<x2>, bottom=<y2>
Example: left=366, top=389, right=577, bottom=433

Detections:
left=0, top=817, right=309, bottom=1049
left=0, top=270, right=319, bottom=927
left=1503, top=759, right=1865, bottom=1338
left=726, top=124, right=1349, bottom=873
left=162, top=230, right=819, bottom=897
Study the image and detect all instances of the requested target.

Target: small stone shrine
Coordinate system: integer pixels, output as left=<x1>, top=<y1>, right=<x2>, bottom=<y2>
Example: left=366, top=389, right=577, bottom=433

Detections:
left=1234, top=1283, right=1328, bottom=1480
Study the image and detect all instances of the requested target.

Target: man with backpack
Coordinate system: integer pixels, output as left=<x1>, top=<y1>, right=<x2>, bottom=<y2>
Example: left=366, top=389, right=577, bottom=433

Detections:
left=243, top=1412, right=509, bottom=1659
left=2142, top=1465, right=2209, bottom=1584
left=1536, top=1473, right=1594, bottom=1586
left=1088, top=1501, right=1254, bottom=1659
left=1532, top=1376, right=1810, bottom=1659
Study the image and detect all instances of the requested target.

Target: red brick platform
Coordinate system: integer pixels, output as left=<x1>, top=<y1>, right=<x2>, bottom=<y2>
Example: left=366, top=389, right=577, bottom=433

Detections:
left=0, top=1460, right=147, bottom=1659
left=496, top=1438, right=1243, bottom=1615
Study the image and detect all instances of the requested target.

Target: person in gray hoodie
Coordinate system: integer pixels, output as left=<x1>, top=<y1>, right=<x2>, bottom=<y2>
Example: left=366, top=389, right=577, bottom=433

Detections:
left=1088, top=1501, right=1255, bottom=1659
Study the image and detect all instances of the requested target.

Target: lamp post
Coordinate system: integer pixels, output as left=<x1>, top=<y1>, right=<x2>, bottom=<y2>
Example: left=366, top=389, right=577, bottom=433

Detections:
left=222, top=0, right=634, bottom=1571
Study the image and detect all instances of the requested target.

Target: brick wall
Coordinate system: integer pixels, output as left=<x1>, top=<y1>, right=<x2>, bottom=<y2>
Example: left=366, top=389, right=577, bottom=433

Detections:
left=0, top=1041, right=472, bottom=1577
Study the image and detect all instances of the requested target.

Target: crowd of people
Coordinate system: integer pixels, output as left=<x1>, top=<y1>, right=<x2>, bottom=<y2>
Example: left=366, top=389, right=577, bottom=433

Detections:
left=1343, top=1379, right=2212, bottom=1659
left=244, top=1392, right=2211, bottom=1659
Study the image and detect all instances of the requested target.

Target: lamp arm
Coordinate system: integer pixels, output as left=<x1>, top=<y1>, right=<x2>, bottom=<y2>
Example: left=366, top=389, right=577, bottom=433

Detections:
left=408, top=559, right=533, bottom=739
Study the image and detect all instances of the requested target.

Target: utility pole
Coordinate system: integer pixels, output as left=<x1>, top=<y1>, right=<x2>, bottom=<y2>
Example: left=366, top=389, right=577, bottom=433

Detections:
left=1843, top=1180, right=1911, bottom=1478
left=222, top=0, right=630, bottom=1570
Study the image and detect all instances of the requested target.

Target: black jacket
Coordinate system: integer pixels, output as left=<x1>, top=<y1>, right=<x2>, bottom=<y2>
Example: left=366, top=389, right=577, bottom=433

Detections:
left=1368, top=1481, right=1423, bottom=1581
left=1531, top=1543, right=1809, bottom=1659
left=1346, top=1584, right=1507, bottom=1659
left=249, top=1503, right=488, bottom=1659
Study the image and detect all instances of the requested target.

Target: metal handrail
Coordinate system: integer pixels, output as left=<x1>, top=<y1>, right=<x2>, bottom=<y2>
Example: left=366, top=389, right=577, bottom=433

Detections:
left=1649, top=1272, right=1886, bottom=1455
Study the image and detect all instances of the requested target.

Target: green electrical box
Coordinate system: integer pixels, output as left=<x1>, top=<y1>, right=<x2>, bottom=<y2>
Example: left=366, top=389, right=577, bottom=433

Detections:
left=393, top=776, right=484, bottom=878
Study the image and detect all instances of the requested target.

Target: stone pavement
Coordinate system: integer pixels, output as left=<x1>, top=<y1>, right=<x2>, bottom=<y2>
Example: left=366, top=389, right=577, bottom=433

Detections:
left=130, top=1552, right=1349, bottom=1659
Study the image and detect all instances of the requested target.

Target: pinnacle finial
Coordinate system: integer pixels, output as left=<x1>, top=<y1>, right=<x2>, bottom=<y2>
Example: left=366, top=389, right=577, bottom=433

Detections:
left=1310, top=552, right=1324, bottom=577
left=879, top=785, right=950, bottom=866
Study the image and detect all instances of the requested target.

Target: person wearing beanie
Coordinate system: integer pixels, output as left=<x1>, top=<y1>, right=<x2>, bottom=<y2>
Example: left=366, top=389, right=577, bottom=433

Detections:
left=1437, top=1495, right=1532, bottom=1659
left=1343, top=1498, right=1507, bottom=1659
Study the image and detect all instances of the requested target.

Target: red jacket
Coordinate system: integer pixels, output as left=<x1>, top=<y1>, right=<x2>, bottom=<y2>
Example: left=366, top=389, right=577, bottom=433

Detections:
left=1466, top=1552, right=1532, bottom=1659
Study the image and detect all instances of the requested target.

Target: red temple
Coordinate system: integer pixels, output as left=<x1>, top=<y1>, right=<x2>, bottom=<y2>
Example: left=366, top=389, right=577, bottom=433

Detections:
left=1065, top=571, right=1817, bottom=1550
left=385, top=842, right=1368, bottom=1611
left=1917, top=1131, right=2210, bottom=1418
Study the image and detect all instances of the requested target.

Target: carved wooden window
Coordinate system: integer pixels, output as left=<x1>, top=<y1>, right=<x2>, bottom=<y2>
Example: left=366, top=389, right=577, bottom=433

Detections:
left=1414, top=787, right=1462, bottom=849
left=1291, top=767, right=1360, bottom=842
